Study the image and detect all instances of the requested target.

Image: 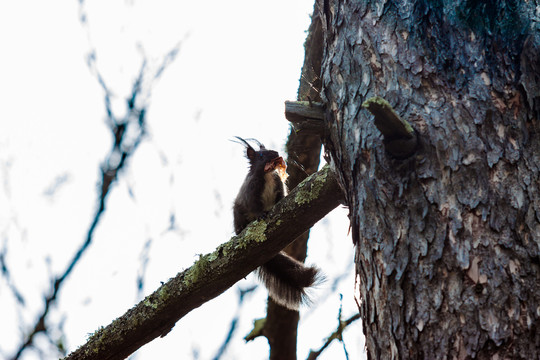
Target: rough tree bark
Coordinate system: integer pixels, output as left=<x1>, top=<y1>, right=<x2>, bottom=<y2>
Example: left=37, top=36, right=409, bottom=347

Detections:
left=314, top=0, right=540, bottom=358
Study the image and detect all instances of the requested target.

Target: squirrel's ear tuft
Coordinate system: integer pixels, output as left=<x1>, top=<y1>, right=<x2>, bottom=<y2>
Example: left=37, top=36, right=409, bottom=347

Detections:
left=246, top=138, right=265, bottom=150
left=232, top=136, right=257, bottom=161
left=246, top=146, right=256, bottom=161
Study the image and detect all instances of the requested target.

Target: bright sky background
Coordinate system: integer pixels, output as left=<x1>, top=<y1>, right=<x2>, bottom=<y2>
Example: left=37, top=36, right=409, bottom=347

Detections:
left=0, top=1, right=364, bottom=359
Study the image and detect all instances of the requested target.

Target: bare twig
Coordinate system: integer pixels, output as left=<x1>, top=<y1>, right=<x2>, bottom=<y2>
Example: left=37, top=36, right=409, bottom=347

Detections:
left=10, top=61, right=148, bottom=360
left=212, top=285, right=257, bottom=360
left=9, top=3, right=183, bottom=357
left=307, top=297, right=361, bottom=360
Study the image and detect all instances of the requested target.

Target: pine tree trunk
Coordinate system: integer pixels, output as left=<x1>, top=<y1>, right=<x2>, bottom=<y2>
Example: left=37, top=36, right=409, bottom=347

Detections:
left=318, top=0, right=540, bottom=358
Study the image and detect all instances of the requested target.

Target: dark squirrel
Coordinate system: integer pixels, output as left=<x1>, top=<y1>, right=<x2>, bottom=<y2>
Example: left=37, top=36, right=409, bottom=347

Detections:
left=233, top=137, right=319, bottom=310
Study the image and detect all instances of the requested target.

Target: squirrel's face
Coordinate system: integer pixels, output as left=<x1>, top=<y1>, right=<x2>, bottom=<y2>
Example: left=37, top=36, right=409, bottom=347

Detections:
left=248, top=148, right=287, bottom=181
left=233, top=136, right=288, bottom=181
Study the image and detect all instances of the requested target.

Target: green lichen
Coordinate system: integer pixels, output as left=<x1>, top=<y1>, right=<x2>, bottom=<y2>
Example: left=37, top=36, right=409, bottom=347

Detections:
left=143, top=297, right=158, bottom=309
left=236, top=220, right=267, bottom=249
left=86, top=326, right=105, bottom=341
left=207, top=250, right=219, bottom=262
left=208, top=242, right=231, bottom=261
left=295, top=165, right=329, bottom=205
left=157, top=285, right=171, bottom=302
left=142, top=282, right=172, bottom=310
left=183, top=253, right=211, bottom=286
left=81, top=325, right=107, bottom=356
left=219, top=243, right=230, bottom=257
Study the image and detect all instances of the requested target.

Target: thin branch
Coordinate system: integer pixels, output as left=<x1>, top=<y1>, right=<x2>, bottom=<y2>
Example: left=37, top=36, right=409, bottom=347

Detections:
left=64, top=165, right=343, bottom=360
left=9, top=66, right=147, bottom=360
left=285, top=100, right=325, bottom=122
left=306, top=311, right=361, bottom=360
left=136, top=238, right=154, bottom=300
left=285, top=100, right=325, bottom=136
left=0, top=244, right=25, bottom=306
left=212, top=285, right=257, bottom=360
left=10, top=12, right=183, bottom=359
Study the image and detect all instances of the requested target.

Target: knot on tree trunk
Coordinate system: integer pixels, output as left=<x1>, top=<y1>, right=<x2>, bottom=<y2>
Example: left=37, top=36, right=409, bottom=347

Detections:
left=362, top=96, right=418, bottom=159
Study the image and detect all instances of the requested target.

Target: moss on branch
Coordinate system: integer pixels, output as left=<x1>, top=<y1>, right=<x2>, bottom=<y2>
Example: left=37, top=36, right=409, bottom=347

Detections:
left=65, top=165, right=343, bottom=360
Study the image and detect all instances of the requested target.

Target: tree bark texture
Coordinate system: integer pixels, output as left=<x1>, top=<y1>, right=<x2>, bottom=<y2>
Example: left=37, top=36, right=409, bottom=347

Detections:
left=318, top=0, right=540, bottom=358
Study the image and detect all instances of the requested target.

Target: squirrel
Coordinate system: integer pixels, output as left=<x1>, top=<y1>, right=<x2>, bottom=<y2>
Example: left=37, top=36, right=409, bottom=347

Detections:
left=232, top=137, right=320, bottom=310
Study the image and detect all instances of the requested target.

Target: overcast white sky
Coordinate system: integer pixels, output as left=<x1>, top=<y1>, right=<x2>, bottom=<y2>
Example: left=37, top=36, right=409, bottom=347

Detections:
left=0, top=1, right=363, bottom=359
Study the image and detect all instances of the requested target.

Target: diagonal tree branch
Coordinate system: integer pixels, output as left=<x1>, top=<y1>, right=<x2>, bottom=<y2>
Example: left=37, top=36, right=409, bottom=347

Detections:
left=64, top=164, right=343, bottom=360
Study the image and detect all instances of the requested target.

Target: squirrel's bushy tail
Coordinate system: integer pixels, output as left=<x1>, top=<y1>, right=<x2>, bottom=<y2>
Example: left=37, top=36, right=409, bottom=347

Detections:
left=257, top=251, right=321, bottom=310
